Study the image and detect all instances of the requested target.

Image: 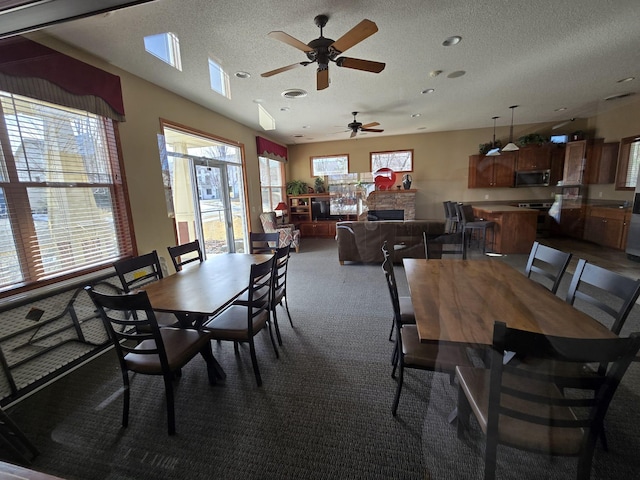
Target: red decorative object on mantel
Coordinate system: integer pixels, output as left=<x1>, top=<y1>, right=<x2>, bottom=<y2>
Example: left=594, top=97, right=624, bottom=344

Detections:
left=374, top=168, right=396, bottom=190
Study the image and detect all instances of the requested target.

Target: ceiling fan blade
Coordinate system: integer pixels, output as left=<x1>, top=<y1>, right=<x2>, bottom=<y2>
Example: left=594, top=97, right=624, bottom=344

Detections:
left=361, top=128, right=384, bottom=133
left=261, top=62, right=307, bottom=77
left=336, top=57, right=385, bottom=73
left=330, top=19, right=378, bottom=54
left=317, top=68, right=329, bottom=90
left=361, top=121, right=380, bottom=129
left=267, top=31, right=313, bottom=52
left=350, top=129, right=357, bottom=138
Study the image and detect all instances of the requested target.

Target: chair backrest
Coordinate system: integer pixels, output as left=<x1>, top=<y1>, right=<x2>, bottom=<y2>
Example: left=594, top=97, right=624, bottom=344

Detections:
left=457, top=204, right=475, bottom=224
left=423, top=231, right=467, bottom=259
left=85, top=286, right=170, bottom=373
left=271, top=244, right=291, bottom=306
left=113, top=251, right=164, bottom=293
left=249, top=232, right=280, bottom=254
left=245, top=256, right=277, bottom=335
left=524, top=241, right=572, bottom=294
left=167, top=239, right=203, bottom=271
left=488, top=321, right=640, bottom=463
left=259, top=212, right=279, bottom=233
left=381, top=242, right=401, bottom=324
left=566, top=259, right=640, bottom=335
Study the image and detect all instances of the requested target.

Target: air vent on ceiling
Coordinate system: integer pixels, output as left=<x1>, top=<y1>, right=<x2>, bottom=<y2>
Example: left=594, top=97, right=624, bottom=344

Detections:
left=604, top=92, right=635, bottom=101
left=281, top=89, right=308, bottom=99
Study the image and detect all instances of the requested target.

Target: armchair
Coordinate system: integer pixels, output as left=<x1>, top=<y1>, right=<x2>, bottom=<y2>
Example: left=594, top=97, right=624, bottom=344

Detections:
left=259, top=212, right=300, bottom=253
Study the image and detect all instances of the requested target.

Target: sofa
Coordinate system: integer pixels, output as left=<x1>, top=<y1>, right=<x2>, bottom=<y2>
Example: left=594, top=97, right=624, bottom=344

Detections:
left=335, top=220, right=446, bottom=264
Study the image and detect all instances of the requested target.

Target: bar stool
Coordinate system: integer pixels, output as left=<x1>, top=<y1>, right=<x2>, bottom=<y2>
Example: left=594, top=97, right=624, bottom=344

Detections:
left=445, top=201, right=460, bottom=233
left=456, top=203, right=494, bottom=254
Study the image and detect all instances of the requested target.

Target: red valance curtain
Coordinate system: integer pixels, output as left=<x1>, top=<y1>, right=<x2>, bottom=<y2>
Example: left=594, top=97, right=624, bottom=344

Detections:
left=0, top=36, right=125, bottom=121
left=256, top=136, right=287, bottom=162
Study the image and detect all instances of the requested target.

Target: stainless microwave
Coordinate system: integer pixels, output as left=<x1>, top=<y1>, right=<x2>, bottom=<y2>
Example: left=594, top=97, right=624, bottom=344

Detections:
left=514, top=170, right=550, bottom=187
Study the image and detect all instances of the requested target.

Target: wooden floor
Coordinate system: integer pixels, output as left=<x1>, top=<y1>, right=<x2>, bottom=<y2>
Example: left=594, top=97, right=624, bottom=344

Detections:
left=529, top=236, right=640, bottom=279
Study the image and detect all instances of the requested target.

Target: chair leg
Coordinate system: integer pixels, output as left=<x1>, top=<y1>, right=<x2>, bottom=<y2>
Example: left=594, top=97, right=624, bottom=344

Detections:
left=388, top=318, right=394, bottom=342
left=162, top=373, right=176, bottom=435
left=391, top=340, right=399, bottom=377
left=271, top=307, right=283, bottom=346
left=392, top=363, right=404, bottom=416
left=265, top=318, right=280, bottom=359
left=283, top=297, right=294, bottom=327
left=248, top=338, right=262, bottom=387
left=456, top=383, right=470, bottom=439
left=122, top=370, right=130, bottom=429
left=484, top=430, right=498, bottom=480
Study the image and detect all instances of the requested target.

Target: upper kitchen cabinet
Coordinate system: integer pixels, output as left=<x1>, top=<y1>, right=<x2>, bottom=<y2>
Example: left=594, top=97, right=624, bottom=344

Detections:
left=586, top=142, right=619, bottom=184
left=515, top=145, right=552, bottom=171
left=562, top=139, right=607, bottom=184
left=468, top=152, right=516, bottom=188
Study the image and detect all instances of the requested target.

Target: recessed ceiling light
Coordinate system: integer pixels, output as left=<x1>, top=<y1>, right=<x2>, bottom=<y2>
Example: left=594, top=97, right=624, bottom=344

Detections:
left=421, top=88, right=435, bottom=94
left=555, top=107, right=567, bottom=112
left=442, top=36, right=462, bottom=47
left=411, top=113, right=421, bottom=118
left=280, top=106, right=290, bottom=112
left=235, top=71, right=251, bottom=79
left=429, top=70, right=443, bottom=78
left=604, top=92, right=635, bottom=101
left=253, top=99, right=264, bottom=104
left=447, top=71, right=466, bottom=78
left=281, top=89, right=308, bottom=99
left=417, top=127, right=427, bottom=130
left=293, top=134, right=304, bottom=138
left=302, top=125, right=310, bottom=129
left=617, top=77, right=635, bottom=83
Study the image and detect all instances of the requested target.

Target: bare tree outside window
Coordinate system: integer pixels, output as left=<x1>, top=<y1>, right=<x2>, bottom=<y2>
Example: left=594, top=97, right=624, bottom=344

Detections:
left=311, top=154, right=349, bottom=176
left=370, top=150, right=413, bottom=173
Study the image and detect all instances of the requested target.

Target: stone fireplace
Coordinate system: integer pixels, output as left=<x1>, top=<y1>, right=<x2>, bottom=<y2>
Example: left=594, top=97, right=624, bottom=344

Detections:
left=365, top=189, right=416, bottom=220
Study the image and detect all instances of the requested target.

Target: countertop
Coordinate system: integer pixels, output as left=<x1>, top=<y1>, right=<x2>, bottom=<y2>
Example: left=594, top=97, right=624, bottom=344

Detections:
left=473, top=204, right=538, bottom=213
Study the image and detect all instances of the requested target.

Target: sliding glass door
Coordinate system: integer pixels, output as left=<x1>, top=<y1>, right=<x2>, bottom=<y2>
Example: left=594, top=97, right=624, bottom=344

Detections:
left=160, top=125, right=248, bottom=255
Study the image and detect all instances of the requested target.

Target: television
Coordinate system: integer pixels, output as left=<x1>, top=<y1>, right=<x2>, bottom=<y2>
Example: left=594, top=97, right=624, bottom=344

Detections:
left=312, top=199, right=331, bottom=220
left=550, top=134, right=568, bottom=144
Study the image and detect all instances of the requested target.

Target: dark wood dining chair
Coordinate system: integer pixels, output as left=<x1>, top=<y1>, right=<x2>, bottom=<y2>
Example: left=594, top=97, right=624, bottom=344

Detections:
left=381, top=241, right=415, bottom=343
left=167, top=239, right=203, bottom=271
left=382, top=247, right=472, bottom=416
left=202, top=255, right=278, bottom=386
left=249, top=232, right=279, bottom=254
left=270, top=244, right=293, bottom=346
left=423, top=230, right=467, bottom=259
left=113, top=251, right=179, bottom=327
left=456, top=321, right=640, bottom=480
left=85, top=287, right=218, bottom=435
left=456, top=203, right=494, bottom=254
left=524, top=241, right=572, bottom=294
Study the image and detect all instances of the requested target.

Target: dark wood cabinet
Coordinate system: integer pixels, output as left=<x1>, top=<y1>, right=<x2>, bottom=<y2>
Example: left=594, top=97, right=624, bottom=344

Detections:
left=550, top=145, right=565, bottom=185
left=583, top=206, right=630, bottom=250
left=299, top=221, right=336, bottom=237
left=288, top=194, right=338, bottom=237
left=515, top=145, right=551, bottom=171
left=562, top=139, right=607, bottom=185
left=551, top=207, right=585, bottom=239
left=586, top=142, right=619, bottom=184
left=468, top=152, right=516, bottom=188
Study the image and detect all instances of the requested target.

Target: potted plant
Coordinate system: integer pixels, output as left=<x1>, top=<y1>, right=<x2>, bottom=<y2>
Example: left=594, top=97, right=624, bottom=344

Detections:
left=314, top=177, right=326, bottom=193
left=286, top=180, right=309, bottom=196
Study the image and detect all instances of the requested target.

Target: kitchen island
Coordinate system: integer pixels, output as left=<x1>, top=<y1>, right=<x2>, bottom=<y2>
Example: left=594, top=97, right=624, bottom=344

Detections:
left=472, top=204, right=538, bottom=254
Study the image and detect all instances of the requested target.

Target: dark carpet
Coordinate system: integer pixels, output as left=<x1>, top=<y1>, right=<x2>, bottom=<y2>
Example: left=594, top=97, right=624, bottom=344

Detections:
left=6, top=238, right=640, bottom=479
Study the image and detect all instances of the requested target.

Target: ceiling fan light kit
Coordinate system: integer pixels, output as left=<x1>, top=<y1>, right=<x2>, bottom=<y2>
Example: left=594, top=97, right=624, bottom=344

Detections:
left=262, top=14, right=386, bottom=90
left=501, top=105, right=520, bottom=152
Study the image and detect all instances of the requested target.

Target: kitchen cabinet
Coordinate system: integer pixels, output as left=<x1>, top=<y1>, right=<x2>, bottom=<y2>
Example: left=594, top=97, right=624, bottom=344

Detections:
left=468, top=152, right=516, bottom=188
left=583, top=206, right=630, bottom=250
left=472, top=205, right=538, bottom=254
left=515, top=145, right=551, bottom=171
left=550, top=145, right=566, bottom=185
left=586, top=142, right=619, bottom=184
left=550, top=207, right=585, bottom=239
left=562, top=139, right=604, bottom=184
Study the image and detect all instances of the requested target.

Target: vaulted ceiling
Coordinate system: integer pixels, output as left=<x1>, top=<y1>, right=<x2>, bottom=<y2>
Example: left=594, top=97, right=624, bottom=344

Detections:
left=6, top=0, right=640, bottom=145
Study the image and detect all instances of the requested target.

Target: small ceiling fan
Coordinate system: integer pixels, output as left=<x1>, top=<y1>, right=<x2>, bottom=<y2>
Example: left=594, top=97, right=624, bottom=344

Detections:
left=261, top=14, right=386, bottom=90
left=347, top=112, right=383, bottom=138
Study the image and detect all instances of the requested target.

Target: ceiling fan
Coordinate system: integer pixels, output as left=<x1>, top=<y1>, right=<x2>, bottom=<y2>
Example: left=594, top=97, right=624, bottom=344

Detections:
left=261, top=14, right=386, bottom=90
left=347, top=112, right=383, bottom=138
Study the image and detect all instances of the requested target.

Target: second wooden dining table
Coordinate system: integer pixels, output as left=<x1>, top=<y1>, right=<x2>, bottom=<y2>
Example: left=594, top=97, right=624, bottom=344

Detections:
left=142, top=253, right=274, bottom=380
left=403, top=258, right=616, bottom=347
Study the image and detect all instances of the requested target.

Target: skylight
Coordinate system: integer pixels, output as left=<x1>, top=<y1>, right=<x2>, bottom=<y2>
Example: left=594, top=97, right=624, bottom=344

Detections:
left=144, top=32, right=182, bottom=71
left=208, top=58, right=230, bottom=98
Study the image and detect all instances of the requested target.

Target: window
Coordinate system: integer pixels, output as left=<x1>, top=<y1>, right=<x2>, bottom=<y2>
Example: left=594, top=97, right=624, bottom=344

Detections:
left=615, top=135, right=640, bottom=190
left=370, top=149, right=413, bottom=173
left=144, top=32, right=182, bottom=71
left=208, top=58, right=230, bottom=98
left=0, top=91, right=133, bottom=294
left=310, top=154, right=349, bottom=176
left=259, top=156, right=284, bottom=213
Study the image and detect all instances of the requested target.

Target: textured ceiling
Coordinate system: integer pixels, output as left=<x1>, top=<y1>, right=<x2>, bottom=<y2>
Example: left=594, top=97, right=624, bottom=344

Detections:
left=39, top=0, right=640, bottom=145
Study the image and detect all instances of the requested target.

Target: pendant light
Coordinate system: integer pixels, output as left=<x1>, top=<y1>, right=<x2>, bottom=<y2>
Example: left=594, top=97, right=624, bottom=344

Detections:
left=486, top=116, right=501, bottom=156
left=502, top=105, right=520, bottom=152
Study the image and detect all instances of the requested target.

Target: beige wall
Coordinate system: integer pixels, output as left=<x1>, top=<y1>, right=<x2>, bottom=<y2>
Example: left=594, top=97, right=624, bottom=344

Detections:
left=25, top=33, right=640, bottom=253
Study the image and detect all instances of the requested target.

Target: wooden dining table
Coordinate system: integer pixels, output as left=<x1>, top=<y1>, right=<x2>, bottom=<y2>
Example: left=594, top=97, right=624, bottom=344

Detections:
left=142, top=253, right=273, bottom=380
left=402, top=258, right=616, bottom=347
